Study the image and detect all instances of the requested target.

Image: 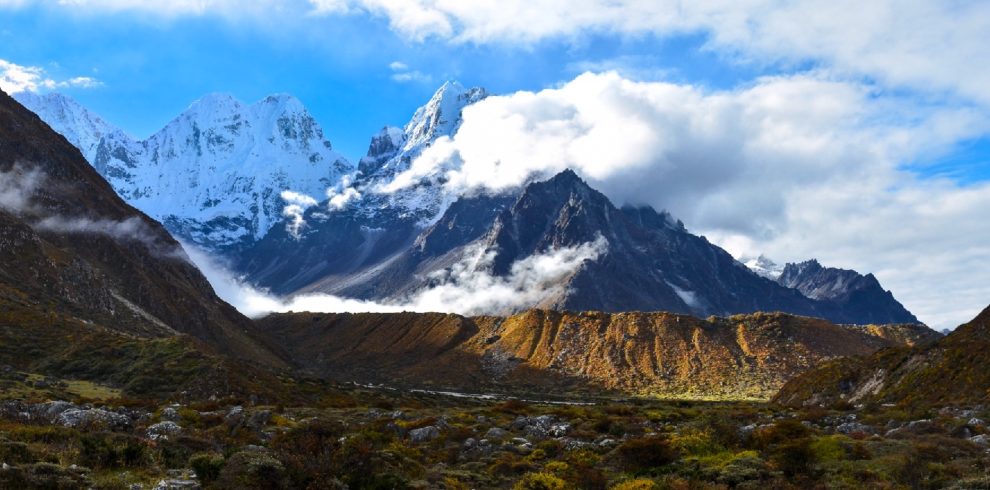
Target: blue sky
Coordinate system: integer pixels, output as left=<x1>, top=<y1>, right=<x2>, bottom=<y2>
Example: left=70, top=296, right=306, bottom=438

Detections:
left=5, top=3, right=772, bottom=159
left=1, top=0, right=989, bottom=330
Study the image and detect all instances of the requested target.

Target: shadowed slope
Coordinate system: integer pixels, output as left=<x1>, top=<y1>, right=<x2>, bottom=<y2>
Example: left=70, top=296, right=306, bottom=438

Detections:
left=0, top=88, right=287, bottom=368
left=775, top=304, right=990, bottom=408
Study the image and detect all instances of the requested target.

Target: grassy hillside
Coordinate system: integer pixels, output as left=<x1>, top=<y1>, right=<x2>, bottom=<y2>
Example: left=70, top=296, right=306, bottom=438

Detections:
left=776, top=305, right=990, bottom=408
left=258, top=310, right=937, bottom=400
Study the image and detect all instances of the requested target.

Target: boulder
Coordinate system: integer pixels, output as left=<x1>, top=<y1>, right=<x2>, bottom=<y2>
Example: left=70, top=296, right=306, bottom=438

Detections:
left=409, top=426, right=441, bottom=443
left=57, top=408, right=131, bottom=431
left=147, top=421, right=182, bottom=441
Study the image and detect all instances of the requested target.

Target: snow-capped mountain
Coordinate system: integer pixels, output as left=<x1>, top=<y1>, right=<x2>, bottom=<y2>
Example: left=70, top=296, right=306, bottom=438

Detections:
left=742, top=254, right=785, bottom=280
left=13, top=91, right=118, bottom=162
left=17, top=92, right=353, bottom=252
left=343, top=81, right=489, bottom=226
left=236, top=81, right=491, bottom=291
left=359, top=81, right=487, bottom=179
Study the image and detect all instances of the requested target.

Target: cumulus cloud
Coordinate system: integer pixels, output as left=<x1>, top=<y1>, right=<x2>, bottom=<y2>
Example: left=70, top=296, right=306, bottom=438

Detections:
left=373, top=71, right=990, bottom=330
left=0, top=59, right=102, bottom=94
left=314, top=1, right=990, bottom=108
left=280, top=190, right=319, bottom=240
left=5, top=1, right=986, bottom=107
left=185, top=236, right=607, bottom=318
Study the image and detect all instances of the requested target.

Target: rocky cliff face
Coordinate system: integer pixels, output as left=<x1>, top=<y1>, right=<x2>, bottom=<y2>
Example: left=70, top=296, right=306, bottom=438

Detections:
left=0, top=88, right=286, bottom=367
left=257, top=310, right=937, bottom=400
left=775, top=304, right=989, bottom=408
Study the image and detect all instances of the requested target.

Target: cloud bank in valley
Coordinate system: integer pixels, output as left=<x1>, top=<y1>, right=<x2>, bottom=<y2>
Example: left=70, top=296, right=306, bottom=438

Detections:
left=184, top=236, right=608, bottom=318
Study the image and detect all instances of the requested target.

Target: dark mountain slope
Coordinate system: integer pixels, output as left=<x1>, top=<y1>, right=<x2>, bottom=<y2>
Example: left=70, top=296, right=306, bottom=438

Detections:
left=778, top=260, right=918, bottom=324
left=0, top=89, right=286, bottom=368
left=242, top=169, right=917, bottom=325
left=775, top=304, right=990, bottom=408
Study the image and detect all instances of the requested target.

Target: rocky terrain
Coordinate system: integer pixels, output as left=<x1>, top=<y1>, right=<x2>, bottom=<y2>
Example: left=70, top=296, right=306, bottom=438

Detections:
left=3, top=368, right=989, bottom=489
left=256, top=310, right=938, bottom=400
left=3, top=86, right=990, bottom=489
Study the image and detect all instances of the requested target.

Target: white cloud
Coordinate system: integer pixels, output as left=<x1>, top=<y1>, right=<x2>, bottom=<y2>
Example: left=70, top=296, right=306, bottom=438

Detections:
left=33, top=215, right=184, bottom=258
left=280, top=190, right=319, bottom=240
left=0, top=165, right=44, bottom=213
left=2, top=164, right=178, bottom=256
left=325, top=174, right=362, bottom=210
left=388, top=59, right=431, bottom=84
left=0, top=59, right=103, bottom=94
left=185, top=235, right=606, bottom=318
left=375, top=71, right=990, bottom=330
left=399, top=234, right=608, bottom=315
left=324, top=0, right=990, bottom=108
left=5, top=1, right=986, bottom=106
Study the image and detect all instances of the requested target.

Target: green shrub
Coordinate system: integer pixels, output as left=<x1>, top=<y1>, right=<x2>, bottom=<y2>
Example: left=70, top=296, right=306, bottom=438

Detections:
left=770, top=439, right=816, bottom=478
left=748, top=419, right=811, bottom=450
left=78, top=433, right=147, bottom=469
left=190, top=452, right=225, bottom=485
left=0, top=439, right=35, bottom=464
left=514, top=472, right=568, bottom=490
left=617, top=436, right=679, bottom=472
left=215, top=450, right=289, bottom=490
left=610, top=478, right=659, bottom=490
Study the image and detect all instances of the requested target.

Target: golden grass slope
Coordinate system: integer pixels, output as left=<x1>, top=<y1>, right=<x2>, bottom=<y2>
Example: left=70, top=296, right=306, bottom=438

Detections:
left=258, top=310, right=936, bottom=400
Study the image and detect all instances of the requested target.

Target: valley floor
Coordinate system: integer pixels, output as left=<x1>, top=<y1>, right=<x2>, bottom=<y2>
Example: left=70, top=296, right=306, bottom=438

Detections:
left=2, top=368, right=990, bottom=489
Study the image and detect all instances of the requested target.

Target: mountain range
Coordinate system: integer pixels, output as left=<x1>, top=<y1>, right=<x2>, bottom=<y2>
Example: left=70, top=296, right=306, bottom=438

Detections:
left=16, top=84, right=919, bottom=325
left=0, top=87, right=948, bottom=405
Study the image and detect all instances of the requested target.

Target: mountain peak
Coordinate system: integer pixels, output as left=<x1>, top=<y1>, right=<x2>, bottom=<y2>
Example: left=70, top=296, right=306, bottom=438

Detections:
left=258, top=93, right=305, bottom=111
left=187, top=92, right=242, bottom=111
left=778, top=259, right=918, bottom=324
left=548, top=167, right=583, bottom=184
left=742, top=254, right=784, bottom=280
left=403, top=81, right=488, bottom=151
